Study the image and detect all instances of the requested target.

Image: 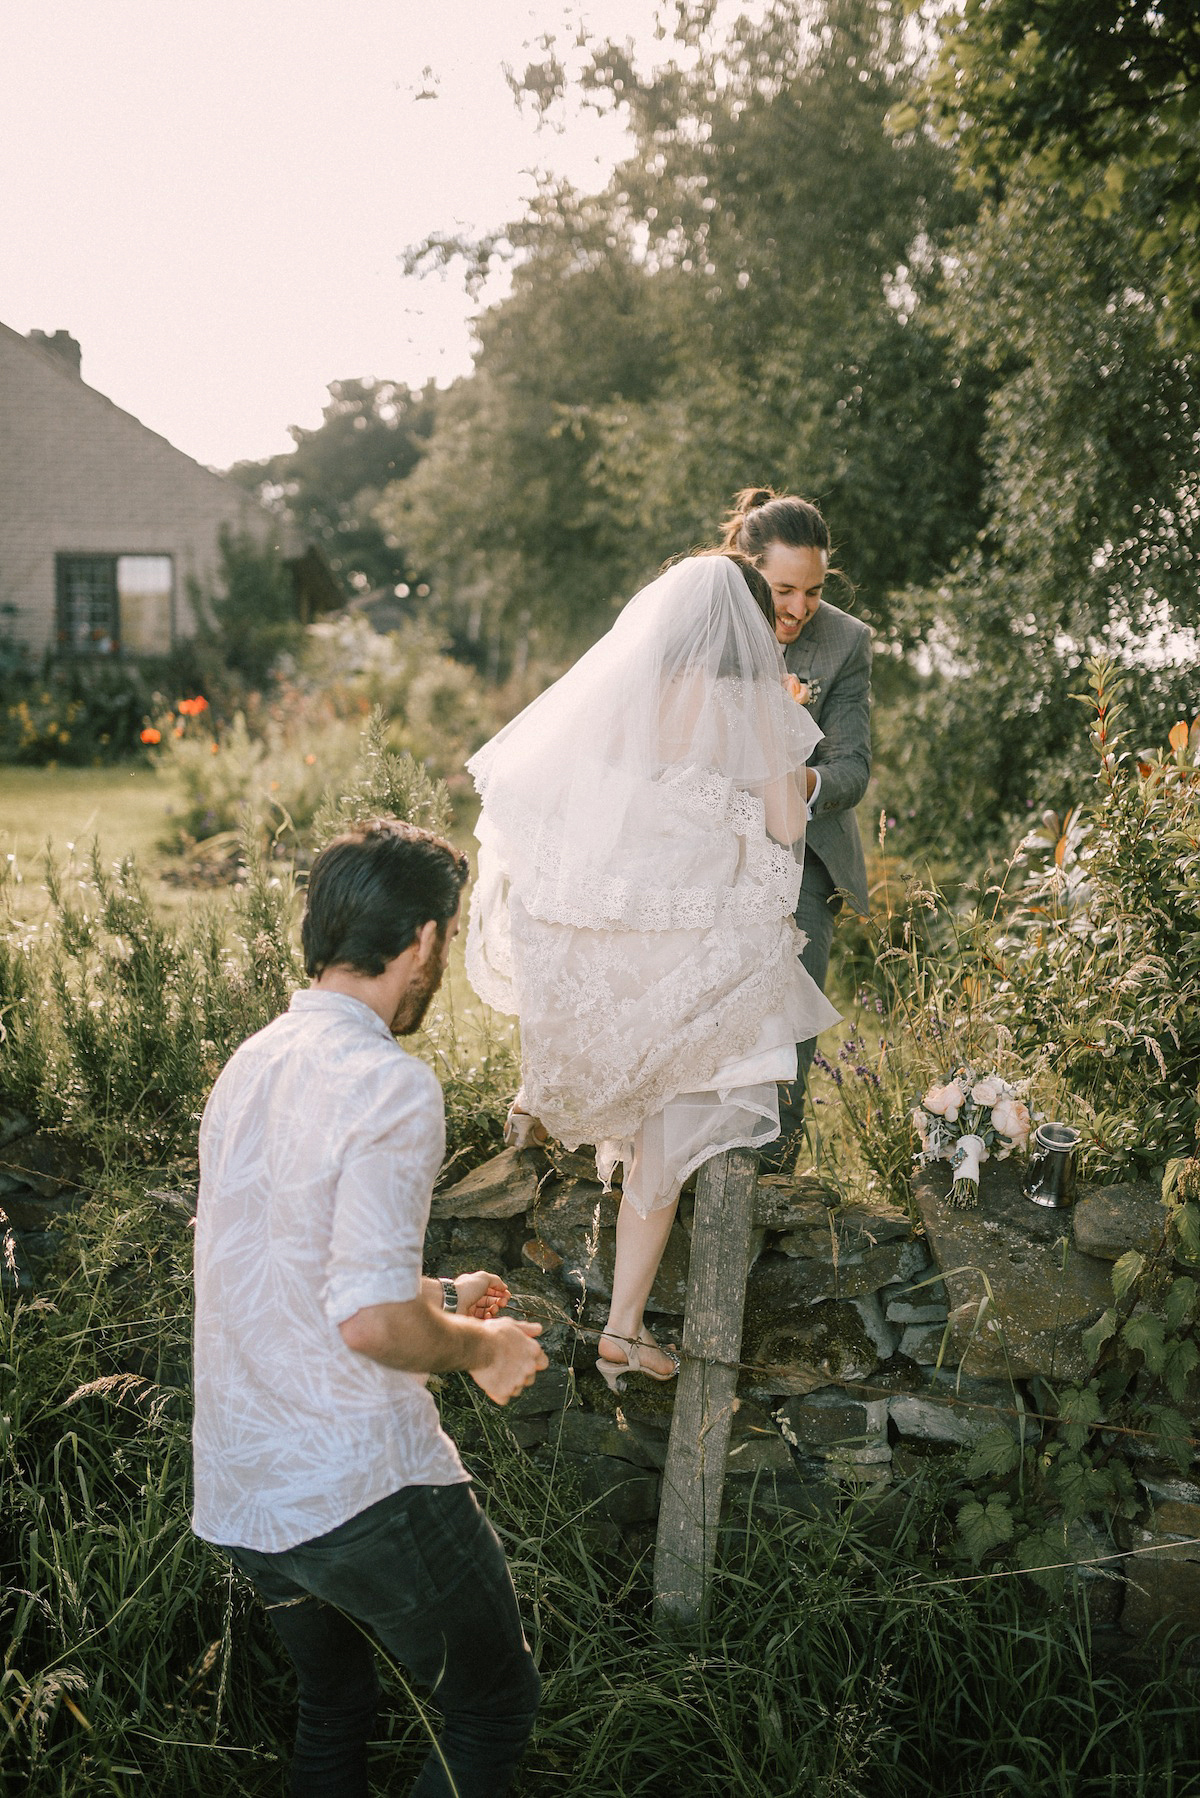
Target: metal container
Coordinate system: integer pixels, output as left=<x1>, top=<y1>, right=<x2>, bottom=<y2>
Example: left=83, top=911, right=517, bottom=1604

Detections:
left=1022, top=1122, right=1081, bottom=1209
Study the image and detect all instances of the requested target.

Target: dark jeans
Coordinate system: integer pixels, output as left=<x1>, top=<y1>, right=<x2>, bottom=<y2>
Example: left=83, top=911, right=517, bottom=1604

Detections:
left=775, top=851, right=843, bottom=1147
left=224, top=1482, right=539, bottom=1798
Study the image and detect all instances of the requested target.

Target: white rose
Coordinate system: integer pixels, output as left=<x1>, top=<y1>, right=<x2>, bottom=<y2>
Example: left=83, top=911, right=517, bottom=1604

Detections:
left=922, top=1083, right=951, bottom=1116
left=971, top=1077, right=1003, bottom=1108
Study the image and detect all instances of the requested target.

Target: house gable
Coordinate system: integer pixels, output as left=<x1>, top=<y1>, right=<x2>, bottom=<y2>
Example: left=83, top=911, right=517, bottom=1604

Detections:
left=0, top=321, right=289, bottom=656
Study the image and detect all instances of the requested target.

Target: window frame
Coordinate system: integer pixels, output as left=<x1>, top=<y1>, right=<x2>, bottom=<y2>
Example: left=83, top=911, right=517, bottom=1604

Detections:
left=55, top=552, right=176, bottom=658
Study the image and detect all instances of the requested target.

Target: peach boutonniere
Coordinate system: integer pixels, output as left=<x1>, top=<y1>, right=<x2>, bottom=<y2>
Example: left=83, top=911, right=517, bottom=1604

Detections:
left=783, top=674, right=822, bottom=706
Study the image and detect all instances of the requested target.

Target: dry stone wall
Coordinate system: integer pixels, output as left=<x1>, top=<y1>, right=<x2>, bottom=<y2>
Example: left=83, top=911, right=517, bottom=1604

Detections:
left=4, top=1111, right=1194, bottom=1641
left=427, top=1145, right=1200, bottom=1636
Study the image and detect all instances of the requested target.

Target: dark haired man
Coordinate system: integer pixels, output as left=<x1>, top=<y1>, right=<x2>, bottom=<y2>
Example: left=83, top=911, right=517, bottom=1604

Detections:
left=192, top=819, right=546, bottom=1798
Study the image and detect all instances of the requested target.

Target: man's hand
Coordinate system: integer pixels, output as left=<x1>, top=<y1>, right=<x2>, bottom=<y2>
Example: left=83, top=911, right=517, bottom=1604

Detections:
left=471, top=1319, right=547, bottom=1406
left=454, top=1270, right=511, bottom=1319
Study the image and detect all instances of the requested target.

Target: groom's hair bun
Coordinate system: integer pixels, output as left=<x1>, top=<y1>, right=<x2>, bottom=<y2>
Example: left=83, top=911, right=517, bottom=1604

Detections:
left=720, top=487, right=830, bottom=561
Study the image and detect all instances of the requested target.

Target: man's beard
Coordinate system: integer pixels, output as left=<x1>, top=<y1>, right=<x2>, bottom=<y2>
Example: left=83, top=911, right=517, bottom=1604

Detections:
left=391, top=955, right=441, bottom=1036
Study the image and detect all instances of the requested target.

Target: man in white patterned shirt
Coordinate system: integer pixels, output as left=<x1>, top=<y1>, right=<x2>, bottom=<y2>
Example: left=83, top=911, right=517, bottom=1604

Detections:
left=192, top=819, right=546, bottom=1798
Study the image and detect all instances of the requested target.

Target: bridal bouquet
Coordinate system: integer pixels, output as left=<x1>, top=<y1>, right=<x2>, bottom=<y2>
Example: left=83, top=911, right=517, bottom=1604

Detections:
left=912, top=1065, right=1032, bottom=1206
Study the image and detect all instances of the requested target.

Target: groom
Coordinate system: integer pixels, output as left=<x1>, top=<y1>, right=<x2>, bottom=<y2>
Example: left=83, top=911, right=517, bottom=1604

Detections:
left=761, top=541, right=872, bottom=1169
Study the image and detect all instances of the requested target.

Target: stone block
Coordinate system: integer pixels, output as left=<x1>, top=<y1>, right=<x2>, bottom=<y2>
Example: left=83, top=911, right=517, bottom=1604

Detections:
left=827, top=1441, right=892, bottom=1468
left=890, top=1370, right=1029, bottom=1445
left=507, top=1363, right=574, bottom=1418
left=507, top=1418, right=548, bottom=1450
left=726, top=1431, right=795, bottom=1474
left=0, top=1110, right=33, bottom=1149
left=723, top=1470, right=835, bottom=1522
left=774, top=1236, right=927, bottom=1303
left=915, top=1160, right=1113, bottom=1383
left=555, top=1408, right=662, bottom=1470
left=1073, top=1184, right=1166, bottom=1263
left=752, top=1177, right=843, bottom=1230
left=743, top=1274, right=883, bottom=1385
left=853, top=1292, right=900, bottom=1360
left=0, top=1131, right=96, bottom=1202
left=560, top=1451, right=660, bottom=1524
left=445, top=1219, right=513, bottom=1272
left=777, top=1391, right=890, bottom=1449
left=505, top=1270, right=578, bottom=1359
left=0, top=1190, right=63, bottom=1233
left=534, top=1179, right=691, bottom=1313
left=885, top=1274, right=949, bottom=1323
left=431, top=1147, right=544, bottom=1221
left=1121, top=1502, right=1200, bottom=1647
left=898, top=1322, right=950, bottom=1365
left=769, top=1195, right=914, bottom=1259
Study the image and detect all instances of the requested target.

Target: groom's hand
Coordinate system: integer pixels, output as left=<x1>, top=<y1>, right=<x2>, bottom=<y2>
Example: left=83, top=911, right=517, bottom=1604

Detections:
left=472, top=1319, right=548, bottom=1405
left=455, top=1270, right=511, bottom=1318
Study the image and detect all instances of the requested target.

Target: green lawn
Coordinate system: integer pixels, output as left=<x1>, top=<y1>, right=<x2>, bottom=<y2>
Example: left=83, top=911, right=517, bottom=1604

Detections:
left=0, top=763, right=191, bottom=911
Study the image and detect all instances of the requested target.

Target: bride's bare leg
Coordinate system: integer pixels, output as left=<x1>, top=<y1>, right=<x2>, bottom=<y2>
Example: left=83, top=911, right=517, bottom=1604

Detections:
left=598, top=1192, right=680, bottom=1379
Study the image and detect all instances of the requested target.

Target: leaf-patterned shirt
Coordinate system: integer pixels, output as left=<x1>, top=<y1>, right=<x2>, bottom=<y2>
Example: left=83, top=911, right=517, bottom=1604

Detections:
left=192, top=989, right=467, bottom=1552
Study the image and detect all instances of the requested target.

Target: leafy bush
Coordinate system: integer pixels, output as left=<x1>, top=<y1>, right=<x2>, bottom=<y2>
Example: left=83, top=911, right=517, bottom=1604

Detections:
left=975, top=661, right=1200, bottom=1181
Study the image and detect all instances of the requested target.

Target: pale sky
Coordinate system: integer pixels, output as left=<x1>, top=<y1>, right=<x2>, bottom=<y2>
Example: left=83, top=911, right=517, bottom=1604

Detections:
left=0, top=0, right=689, bottom=470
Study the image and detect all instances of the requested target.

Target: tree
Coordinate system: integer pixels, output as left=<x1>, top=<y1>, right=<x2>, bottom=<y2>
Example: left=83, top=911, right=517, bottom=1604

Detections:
left=882, top=152, right=1200, bottom=855
left=229, top=378, right=436, bottom=599
left=922, top=0, right=1200, bottom=349
left=389, top=0, right=989, bottom=656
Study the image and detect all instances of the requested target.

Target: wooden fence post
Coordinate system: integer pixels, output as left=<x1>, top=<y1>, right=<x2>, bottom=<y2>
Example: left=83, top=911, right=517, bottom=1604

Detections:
left=652, top=1146, right=758, bottom=1631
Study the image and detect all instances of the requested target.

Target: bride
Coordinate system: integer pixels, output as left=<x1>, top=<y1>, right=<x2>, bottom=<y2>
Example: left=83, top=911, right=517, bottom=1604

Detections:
left=465, top=553, right=838, bottom=1385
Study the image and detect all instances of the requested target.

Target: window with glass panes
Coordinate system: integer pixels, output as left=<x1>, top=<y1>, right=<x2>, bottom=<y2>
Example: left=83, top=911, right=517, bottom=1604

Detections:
left=55, top=554, right=173, bottom=655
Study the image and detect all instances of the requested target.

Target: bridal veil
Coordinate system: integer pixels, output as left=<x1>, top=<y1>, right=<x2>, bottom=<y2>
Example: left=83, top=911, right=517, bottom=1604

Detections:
left=466, top=555, right=839, bottom=1209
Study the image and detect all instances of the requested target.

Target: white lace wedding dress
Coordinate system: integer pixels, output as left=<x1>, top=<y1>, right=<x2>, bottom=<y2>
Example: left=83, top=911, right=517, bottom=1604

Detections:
left=466, top=557, right=839, bottom=1215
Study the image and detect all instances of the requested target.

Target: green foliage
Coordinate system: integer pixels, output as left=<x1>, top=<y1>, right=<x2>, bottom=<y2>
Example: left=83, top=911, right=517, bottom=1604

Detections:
left=193, top=529, right=305, bottom=691
left=977, top=662, right=1200, bottom=1179
left=0, top=835, right=303, bottom=1162
left=926, top=0, right=1200, bottom=351
left=956, top=1494, right=1014, bottom=1562
left=310, top=706, right=451, bottom=848
left=229, top=377, right=436, bottom=598
left=395, top=0, right=987, bottom=655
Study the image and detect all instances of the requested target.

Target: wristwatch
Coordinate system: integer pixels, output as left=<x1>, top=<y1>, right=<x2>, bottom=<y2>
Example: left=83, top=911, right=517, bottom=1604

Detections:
left=440, top=1278, right=458, bottom=1313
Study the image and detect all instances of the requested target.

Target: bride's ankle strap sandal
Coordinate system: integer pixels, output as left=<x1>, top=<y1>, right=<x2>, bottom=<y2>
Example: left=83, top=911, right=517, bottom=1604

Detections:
left=595, top=1336, right=680, bottom=1393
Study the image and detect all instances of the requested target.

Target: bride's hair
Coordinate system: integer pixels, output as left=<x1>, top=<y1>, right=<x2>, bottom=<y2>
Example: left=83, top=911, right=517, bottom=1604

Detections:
left=719, top=486, right=830, bottom=562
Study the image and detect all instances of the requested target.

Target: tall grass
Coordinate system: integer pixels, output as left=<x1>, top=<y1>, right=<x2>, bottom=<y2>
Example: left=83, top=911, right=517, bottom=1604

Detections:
left=5, top=1196, right=1198, bottom=1797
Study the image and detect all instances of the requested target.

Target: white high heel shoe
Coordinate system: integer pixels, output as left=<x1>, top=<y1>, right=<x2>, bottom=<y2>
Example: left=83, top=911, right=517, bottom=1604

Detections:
left=595, top=1335, right=680, bottom=1392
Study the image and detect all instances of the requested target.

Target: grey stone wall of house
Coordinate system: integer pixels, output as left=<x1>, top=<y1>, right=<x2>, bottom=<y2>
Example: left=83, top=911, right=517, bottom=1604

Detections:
left=0, top=321, right=279, bottom=655
left=5, top=1109, right=1194, bottom=1646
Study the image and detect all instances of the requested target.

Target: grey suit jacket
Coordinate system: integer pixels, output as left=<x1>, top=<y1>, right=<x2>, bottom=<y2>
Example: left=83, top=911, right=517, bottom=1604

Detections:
left=784, top=599, right=872, bottom=915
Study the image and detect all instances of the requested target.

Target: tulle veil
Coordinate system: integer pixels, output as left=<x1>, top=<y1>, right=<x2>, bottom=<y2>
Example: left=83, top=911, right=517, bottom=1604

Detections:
left=466, top=554, right=838, bottom=1184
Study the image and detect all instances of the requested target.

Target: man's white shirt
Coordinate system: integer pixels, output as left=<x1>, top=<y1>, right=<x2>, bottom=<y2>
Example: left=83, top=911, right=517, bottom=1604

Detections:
left=192, top=989, right=466, bottom=1553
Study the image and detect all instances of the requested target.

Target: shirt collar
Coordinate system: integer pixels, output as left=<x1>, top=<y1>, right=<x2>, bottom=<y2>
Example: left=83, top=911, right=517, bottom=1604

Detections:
left=288, top=988, right=394, bottom=1041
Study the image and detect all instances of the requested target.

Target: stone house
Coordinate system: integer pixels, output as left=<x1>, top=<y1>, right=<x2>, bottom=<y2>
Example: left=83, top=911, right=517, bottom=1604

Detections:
left=0, top=322, right=337, bottom=661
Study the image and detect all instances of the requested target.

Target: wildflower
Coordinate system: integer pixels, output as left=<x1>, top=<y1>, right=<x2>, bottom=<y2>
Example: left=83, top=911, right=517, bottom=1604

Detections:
left=305, top=753, right=316, bottom=765
left=173, top=726, right=184, bottom=738
left=140, top=727, right=161, bottom=745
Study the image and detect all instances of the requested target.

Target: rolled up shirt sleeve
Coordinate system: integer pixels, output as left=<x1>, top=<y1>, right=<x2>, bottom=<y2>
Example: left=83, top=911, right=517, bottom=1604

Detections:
left=323, top=1060, right=446, bottom=1327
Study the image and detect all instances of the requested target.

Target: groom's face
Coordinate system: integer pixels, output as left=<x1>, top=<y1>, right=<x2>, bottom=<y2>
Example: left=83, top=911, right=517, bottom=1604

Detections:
left=760, top=544, right=827, bottom=646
